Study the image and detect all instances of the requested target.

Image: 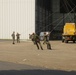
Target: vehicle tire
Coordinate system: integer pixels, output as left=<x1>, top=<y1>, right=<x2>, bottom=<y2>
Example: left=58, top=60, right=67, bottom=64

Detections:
left=73, top=40, right=75, bottom=43
left=65, top=40, right=68, bottom=43
left=62, top=39, right=64, bottom=43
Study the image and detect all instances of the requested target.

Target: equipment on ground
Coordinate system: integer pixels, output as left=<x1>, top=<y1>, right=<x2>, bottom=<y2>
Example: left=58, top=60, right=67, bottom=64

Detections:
left=39, top=32, right=50, bottom=41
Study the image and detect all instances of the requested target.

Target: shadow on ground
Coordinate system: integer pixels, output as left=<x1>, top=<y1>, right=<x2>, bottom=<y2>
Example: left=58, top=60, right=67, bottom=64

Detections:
left=0, top=69, right=76, bottom=75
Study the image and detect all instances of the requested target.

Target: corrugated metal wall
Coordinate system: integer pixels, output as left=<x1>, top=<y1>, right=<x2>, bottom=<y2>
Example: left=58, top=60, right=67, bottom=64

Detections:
left=0, top=0, right=35, bottom=39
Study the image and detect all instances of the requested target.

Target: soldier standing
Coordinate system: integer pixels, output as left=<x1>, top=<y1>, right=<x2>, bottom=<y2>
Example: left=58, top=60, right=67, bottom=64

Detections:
left=16, top=33, right=20, bottom=43
left=43, top=32, right=51, bottom=50
left=29, top=34, right=35, bottom=44
left=11, top=31, right=15, bottom=44
left=29, top=34, right=31, bottom=39
left=32, top=33, right=43, bottom=50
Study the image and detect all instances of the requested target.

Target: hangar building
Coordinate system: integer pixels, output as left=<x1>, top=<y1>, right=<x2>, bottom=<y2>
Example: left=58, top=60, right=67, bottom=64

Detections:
left=0, top=0, right=76, bottom=40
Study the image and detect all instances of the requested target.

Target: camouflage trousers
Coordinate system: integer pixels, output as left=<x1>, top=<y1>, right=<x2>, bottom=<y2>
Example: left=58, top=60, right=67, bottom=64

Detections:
left=35, top=41, right=43, bottom=50
left=43, top=41, right=51, bottom=50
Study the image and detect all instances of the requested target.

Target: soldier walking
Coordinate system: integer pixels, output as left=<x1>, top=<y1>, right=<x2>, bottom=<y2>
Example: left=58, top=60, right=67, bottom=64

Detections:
left=16, top=33, right=20, bottom=43
left=43, top=32, right=51, bottom=50
left=11, top=31, right=15, bottom=44
left=29, top=34, right=35, bottom=44
left=32, top=33, right=43, bottom=50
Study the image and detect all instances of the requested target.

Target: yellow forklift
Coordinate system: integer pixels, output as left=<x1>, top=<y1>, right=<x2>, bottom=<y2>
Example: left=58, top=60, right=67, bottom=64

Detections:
left=62, top=23, right=76, bottom=43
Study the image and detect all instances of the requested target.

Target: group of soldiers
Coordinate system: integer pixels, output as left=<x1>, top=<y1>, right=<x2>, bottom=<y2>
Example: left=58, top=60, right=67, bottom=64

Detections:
left=11, top=31, right=51, bottom=50
left=29, top=32, right=52, bottom=50
left=11, top=31, right=20, bottom=44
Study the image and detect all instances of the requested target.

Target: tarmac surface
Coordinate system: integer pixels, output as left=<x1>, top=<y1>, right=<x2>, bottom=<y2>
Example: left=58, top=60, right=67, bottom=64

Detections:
left=0, top=61, right=76, bottom=75
left=0, top=40, right=76, bottom=75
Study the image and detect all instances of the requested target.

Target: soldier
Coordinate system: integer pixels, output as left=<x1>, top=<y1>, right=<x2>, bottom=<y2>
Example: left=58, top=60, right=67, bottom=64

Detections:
left=29, top=34, right=31, bottom=39
left=32, top=33, right=43, bottom=50
left=29, top=34, right=35, bottom=44
left=16, top=32, right=20, bottom=43
left=11, top=31, right=15, bottom=44
left=43, top=32, right=51, bottom=50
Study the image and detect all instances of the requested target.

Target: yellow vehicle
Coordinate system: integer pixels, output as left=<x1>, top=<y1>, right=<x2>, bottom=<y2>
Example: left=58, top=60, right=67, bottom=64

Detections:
left=62, top=23, right=76, bottom=43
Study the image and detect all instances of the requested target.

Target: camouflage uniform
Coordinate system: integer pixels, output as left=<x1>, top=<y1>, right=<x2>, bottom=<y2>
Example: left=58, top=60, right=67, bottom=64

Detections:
left=43, top=33, right=51, bottom=50
left=29, top=34, right=31, bottom=39
left=29, top=34, right=36, bottom=44
left=11, top=32, right=15, bottom=44
left=16, top=33, right=20, bottom=43
left=32, top=33, right=43, bottom=50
